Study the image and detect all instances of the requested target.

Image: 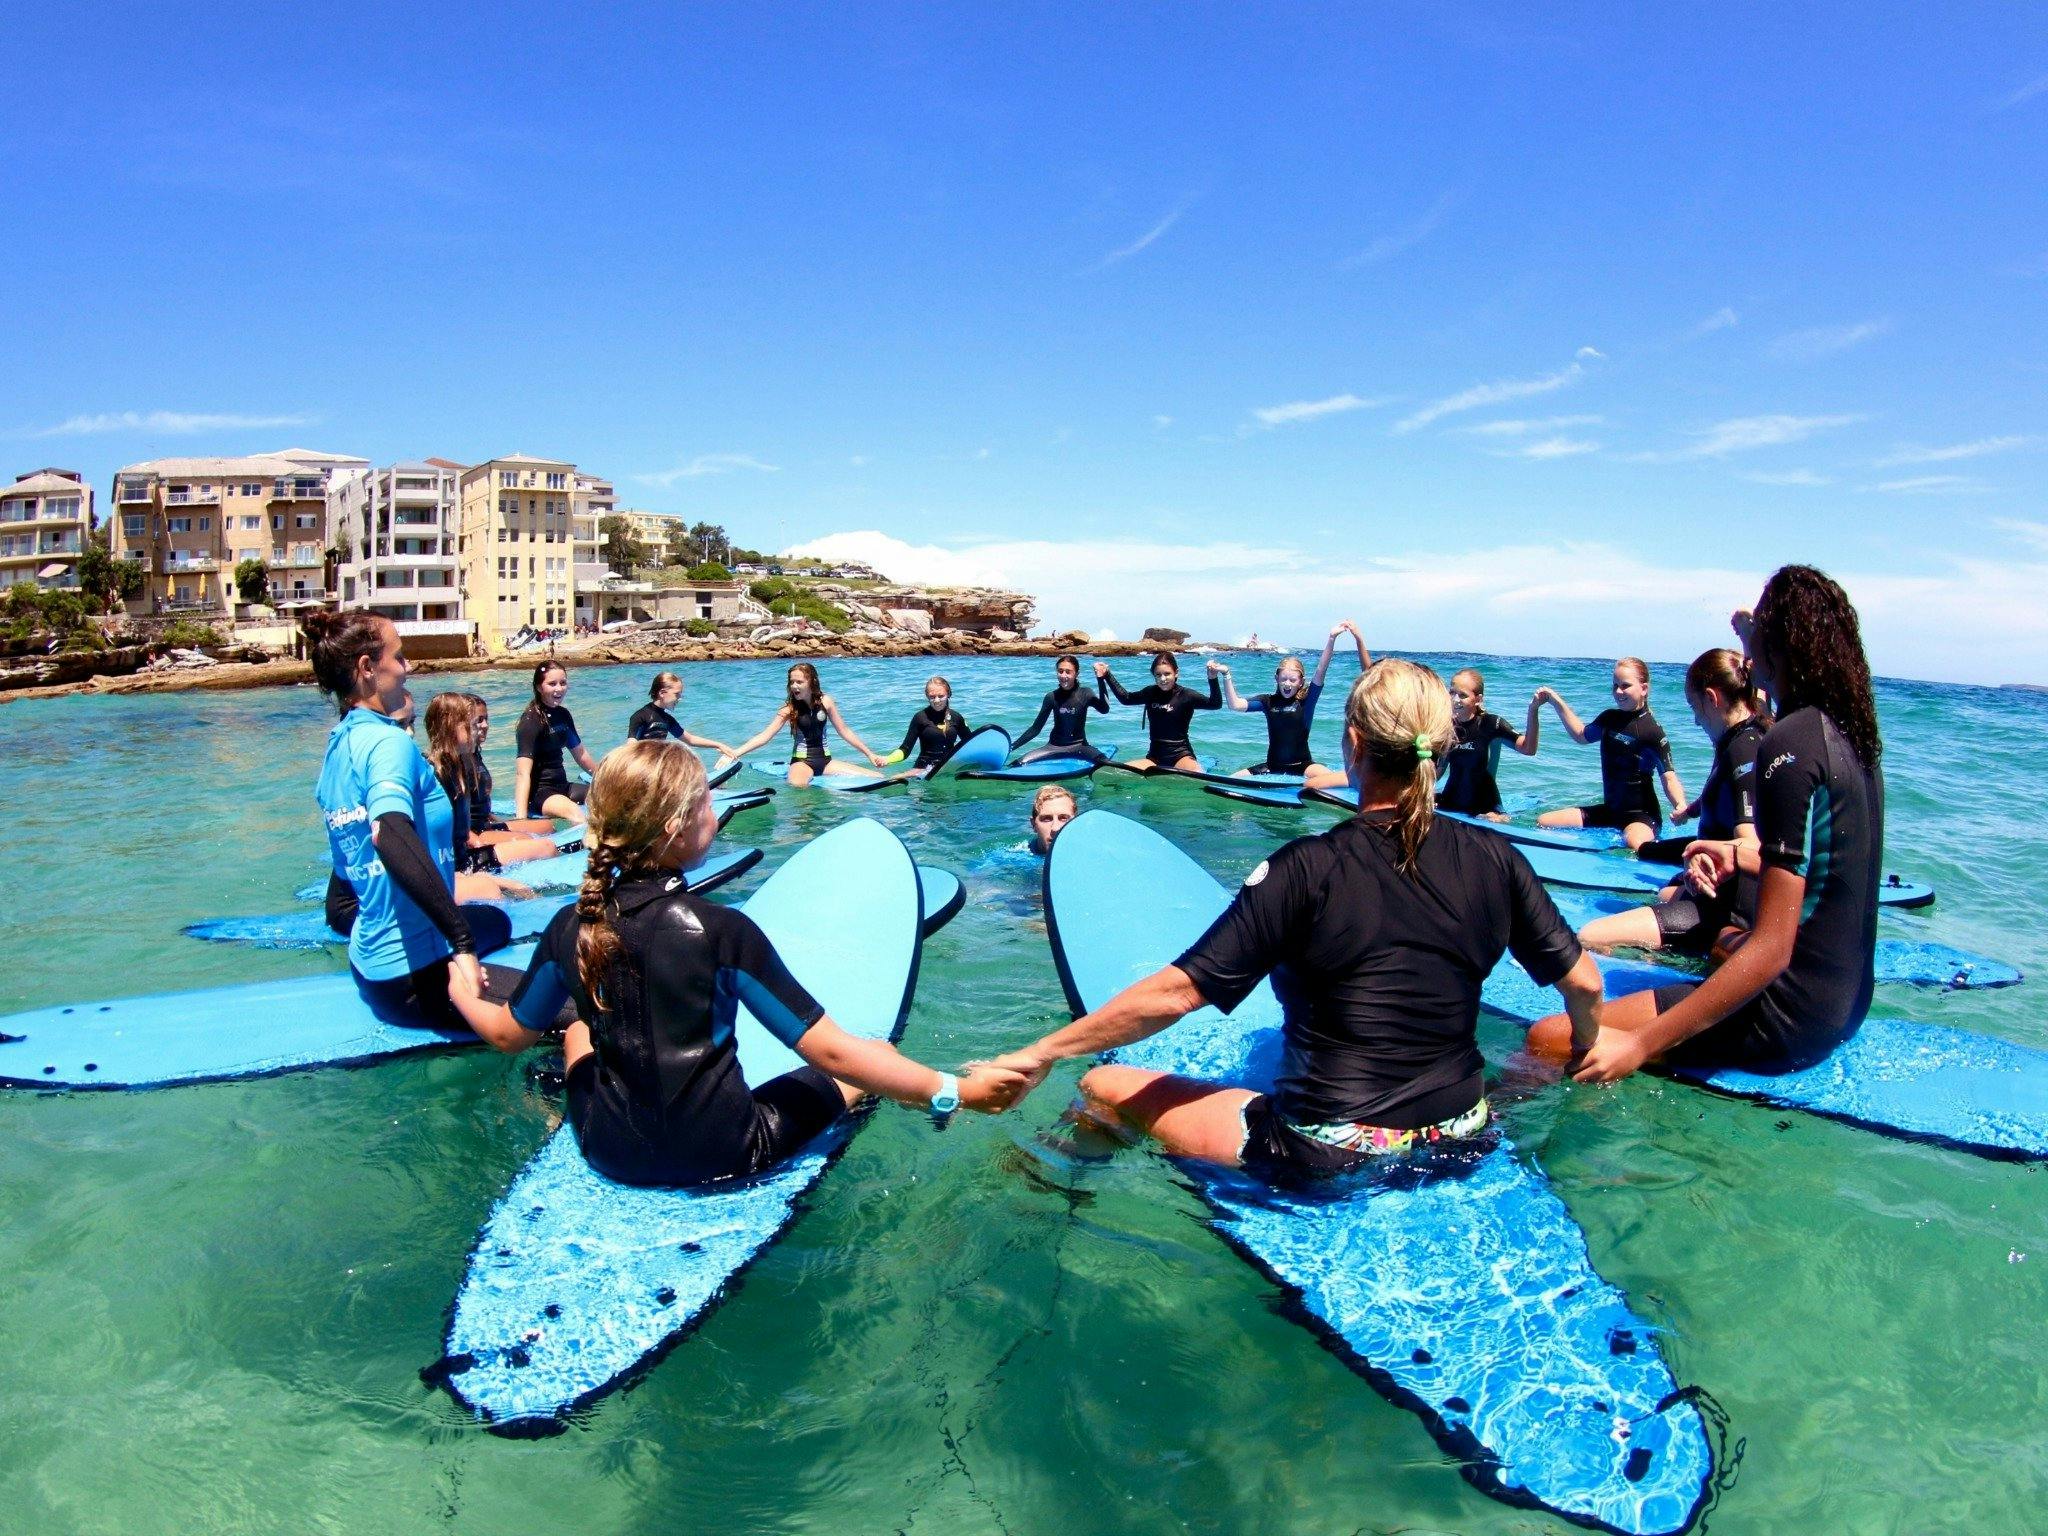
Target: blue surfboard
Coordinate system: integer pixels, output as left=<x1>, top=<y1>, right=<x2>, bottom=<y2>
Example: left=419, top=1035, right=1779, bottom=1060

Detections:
left=1437, top=810, right=1627, bottom=853
left=918, top=867, right=965, bottom=936
left=744, top=759, right=906, bottom=793
left=918, top=723, right=1013, bottom=780
left=1043, top=812, right=1714, bottom=1534
left=1203, top=783, right=1308, bottom=808
left=961, top=746, right=1119, bottom=783
left=188, top=848, right=764, bottom=952
left=431, top=817, right=930, bottom=1432
left=1480, top=955, right=2048, bottom=1159
left=1517, top=844, right=1935, bottom=909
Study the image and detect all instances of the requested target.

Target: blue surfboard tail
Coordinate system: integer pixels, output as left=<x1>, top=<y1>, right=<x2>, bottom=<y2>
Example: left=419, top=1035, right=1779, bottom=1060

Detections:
left=922, top=724, right=1013, bottom=781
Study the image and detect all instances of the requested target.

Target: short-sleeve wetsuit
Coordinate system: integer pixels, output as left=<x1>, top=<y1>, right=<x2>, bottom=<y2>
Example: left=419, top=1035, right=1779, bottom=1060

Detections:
left=1652, top=707, right=1883, bottom=1071
left=1013, top=682, right=1110, bottom=763
left=1578, top=706, right=1673, bottom=829
left=1101, top=669, right=1222, bottom=765
left=1643, top=715, right=1769, bottom=950
left=628, top=702, right=686, bottom=741
left=1246, top=681, right=1324, bottom=775
left=788, top=702, right=832, bottom=772
left=516, top=702, right=587, bottom=816
left=470, top=752, right=505, bottom=832
left=1174, top=812, right=1581, bottom=1182
left=509, top=872, right=846, bottom=1186
left=1438, top=711, right=1521, bottom=815
left=898, top=706, right=969, bottom=770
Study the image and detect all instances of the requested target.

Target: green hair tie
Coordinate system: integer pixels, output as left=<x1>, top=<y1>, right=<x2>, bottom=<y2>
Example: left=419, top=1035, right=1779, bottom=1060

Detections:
left=1414, top=733, right=1434, bottom=763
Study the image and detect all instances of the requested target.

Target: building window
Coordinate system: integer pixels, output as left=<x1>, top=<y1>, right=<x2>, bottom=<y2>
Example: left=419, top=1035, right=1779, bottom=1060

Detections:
left=168, top=517, right=192, bottom=533
left=124, top=515, right=145, bottom=539
left=499, top=471, right=517, bottom=488
left=198, top=517, right=211, bottom=531
left=296, top=513, right=315, bottom=529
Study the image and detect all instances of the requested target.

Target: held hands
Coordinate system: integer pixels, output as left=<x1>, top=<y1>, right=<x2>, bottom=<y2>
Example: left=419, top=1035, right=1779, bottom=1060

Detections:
left=1092, top=660, right=1110, bottom=680
left=1671, top=801, right=1699, bottom=825
left=1682, top=838, right=1738, bottom=897
left=1207, top=660, right=1227, bottom=675
left=1730, top=608, right=1755, bottom=648
left=954, top=1061, right=1033, bottom=1113
left=447, top=952, right=484, bottom=1003
left=1570, top=1026, right=1652, bottom=1084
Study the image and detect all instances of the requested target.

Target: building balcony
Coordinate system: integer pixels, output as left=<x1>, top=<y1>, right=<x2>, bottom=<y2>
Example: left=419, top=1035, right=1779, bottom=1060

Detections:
left=117, top=484, right=154, bottom=503
left=165, top=488, right=222, bottom=505
left=162, top=557, right=221, bottom=574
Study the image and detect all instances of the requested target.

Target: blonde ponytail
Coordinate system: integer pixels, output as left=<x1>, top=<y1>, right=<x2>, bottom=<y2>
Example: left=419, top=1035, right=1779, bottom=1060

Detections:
left=1343, top=658, right=1455, bottom=874
left=573, top=740, right=710, bottom=1009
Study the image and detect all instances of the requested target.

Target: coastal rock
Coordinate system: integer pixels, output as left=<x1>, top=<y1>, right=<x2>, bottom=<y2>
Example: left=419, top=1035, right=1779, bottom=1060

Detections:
left=1141, top=626, right=1190, bottom=646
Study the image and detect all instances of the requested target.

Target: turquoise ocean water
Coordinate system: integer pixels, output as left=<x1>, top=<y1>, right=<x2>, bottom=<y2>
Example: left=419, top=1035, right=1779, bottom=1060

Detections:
left=1, top=650, right=2043, bottom=1535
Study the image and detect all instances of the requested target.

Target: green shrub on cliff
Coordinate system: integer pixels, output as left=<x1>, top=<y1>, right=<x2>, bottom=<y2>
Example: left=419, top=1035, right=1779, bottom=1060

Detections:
left=747, top=578, right=850, bottom=634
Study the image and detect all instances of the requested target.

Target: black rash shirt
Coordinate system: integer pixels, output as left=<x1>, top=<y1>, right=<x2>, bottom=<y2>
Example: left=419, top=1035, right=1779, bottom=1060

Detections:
left=1101, top=670, right=1222, bottom=763
left=1013, top=683, right=1108, bottom=750
left=511, top=872, right=828, bottom=1185
left=1438, top=711, right=1520, bottom=814
left=628, top=703, right=686, bottom=741
left=1588, top=706, right=1674, bottom=819
left=898, top=706, right=970, bottom=768
left=515, top=703, right=583, bottom=803
left=1247, top=681, right=1324, bottom=773
left=1174, top=812, right=1580, bottom=1128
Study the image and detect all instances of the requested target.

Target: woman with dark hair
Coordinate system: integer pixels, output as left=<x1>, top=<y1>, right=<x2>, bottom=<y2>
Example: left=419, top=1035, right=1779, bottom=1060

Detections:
left=514, top=661, right=600, bottom=823
left=991, top=659, right=1604, bottom=1182
left=1577, top=648, right=1771, bottom=956
left=1011, top=654, right=1111, bottom=764
left=1536, top=566, right=1886, bottom=1080
left=727, top=662, right=887, bottom=785
left=1531, top=658, right=1687, bottom=850
left=460, top=692, right=557, bottom=843
left=1095, top=652, right=1222, bottom=772
left=305, top=613, right=528, bottom=1039
left=422, top=692, right=555, bottom=886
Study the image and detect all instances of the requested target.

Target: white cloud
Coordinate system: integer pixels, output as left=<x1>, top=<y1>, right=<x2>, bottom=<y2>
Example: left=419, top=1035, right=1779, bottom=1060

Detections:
left=1151, top=414, right=1174, bottom=429
left=1866, top=474, right=1988, bottom=495
left=1686, top=307, right=1739, bottom=339
left=1874, top=435, right=2037, bottom=466
left=28, top=409, right=313, bottom=437
left=849, top=455, right=869, bottom=467
left=1394, top=364, right=1582, bottom=434
left=1463, top=414, right=1603, bottom=437
left=1992, top=72, right=2048, bottom=111
left=1639, top=413, right=1861, bottom=461
left=1741, top=469, right=1833, bottom=486
left=1575, top=345, right=1605, bottom=361
left=1993, top=518, right=2048, bottom=555
left=787, top=528, right=2048, bottom=684
left=1250, top=393, right=1388, bottom=428
left=633, top=453, right=779, bottom=486
left=1337, top=191, right=1456, bottom=268
left=1500, top=436, right=1600, bottom=460
left=1090, top=200, right=1194, bottom=270
left=1769, top=319, right=1892, bottom=361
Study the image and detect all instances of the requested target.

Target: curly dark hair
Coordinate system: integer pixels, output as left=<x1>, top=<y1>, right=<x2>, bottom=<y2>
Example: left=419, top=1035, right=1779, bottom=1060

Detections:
left=1752, top=565, right=1880, bottom=765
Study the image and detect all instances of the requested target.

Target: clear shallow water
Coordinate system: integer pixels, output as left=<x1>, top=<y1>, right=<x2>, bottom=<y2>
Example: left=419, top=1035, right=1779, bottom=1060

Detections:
left=1, top=650, right=2044, bottom=1535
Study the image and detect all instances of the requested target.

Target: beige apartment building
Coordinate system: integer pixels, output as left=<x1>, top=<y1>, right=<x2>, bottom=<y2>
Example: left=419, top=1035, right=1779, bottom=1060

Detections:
left=0, top=469, right=93, bottom=594
left=110, top=449, right=367, bottom=614
left=330, top=460, right=471, bottom=640
left=457, top=454, right=578, bottom=650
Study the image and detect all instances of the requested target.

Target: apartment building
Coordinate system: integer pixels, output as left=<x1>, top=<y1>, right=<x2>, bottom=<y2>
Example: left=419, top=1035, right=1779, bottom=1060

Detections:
left=0, top=469, right=93, bottom=593
left=569, top=472, right=616, bottom=624
left=330, top=461, right=469, bottom=635
left=456, top=454, right=577, bottom=650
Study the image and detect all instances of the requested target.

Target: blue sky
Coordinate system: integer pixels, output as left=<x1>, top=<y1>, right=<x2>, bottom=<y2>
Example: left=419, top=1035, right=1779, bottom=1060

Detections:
left=4, top=4, right=2045, bottom=682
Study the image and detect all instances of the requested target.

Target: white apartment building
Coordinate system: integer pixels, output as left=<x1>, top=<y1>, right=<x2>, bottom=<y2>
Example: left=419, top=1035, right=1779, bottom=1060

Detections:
left=571, top=472, right=615, bottom=623
left=330, top=460, right=470, bottom=643
left=457, top=454, right=578, bottom=651
left=0, top=469, right=92, bottom=593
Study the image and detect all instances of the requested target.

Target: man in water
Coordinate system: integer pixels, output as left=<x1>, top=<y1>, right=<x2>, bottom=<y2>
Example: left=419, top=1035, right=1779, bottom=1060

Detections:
left=1028, top=785, right=1077, bottom=855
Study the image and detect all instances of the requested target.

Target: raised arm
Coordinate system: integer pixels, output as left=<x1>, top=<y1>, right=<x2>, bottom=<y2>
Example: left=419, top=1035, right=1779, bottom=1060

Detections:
left=1515, top=693, right=1543, bottom=756
left=1341, top=620, right=1370, bottom=673
left=1096, top=661, right=1137, bottom=705
left=728, top=703, right=794, bottom=759
left=1310, top=625, right=1341, bottom=688
left=1195, top=664, right=1224, bottom=709
left=1215, top=663, right=1250, bottom=711
left=1535, top=686, right=1593, bottom=743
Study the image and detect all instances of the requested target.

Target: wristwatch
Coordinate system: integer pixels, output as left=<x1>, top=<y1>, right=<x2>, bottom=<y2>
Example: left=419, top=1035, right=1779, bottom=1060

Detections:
left=929, top=1072, right=961, bottom=1122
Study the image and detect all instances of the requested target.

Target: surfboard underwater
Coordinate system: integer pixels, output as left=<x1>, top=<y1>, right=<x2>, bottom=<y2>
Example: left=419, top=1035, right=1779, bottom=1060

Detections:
left=1542, top=889, right=2022, bottom=991
left=1516, top=844, right=1935, bottom=908
left=960, top=747, right=1119, bottom=783
left=430, top=816, right=934, bottom=1433
left=1436, top=810, right=1626, bottom=852
left=1042, top=811, right=1714, bottom=1535
left=1480, top=955, right=2048, bottom=1160
left=1203, top=782, right=1307, bottom=808
left=189, top=848, right=764, bottom=952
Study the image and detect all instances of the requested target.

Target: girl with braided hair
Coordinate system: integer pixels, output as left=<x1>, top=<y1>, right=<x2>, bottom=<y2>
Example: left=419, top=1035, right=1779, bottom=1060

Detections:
left=988, top=659, right=1604, bottom=1185
left=449, top=739, right=1026, bottom=1187
left=1540, top=565, right=1887, bottom=1081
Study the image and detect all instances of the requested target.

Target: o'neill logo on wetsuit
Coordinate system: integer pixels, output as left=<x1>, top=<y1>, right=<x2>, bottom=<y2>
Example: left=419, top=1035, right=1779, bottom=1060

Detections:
left=1244, top=860, right=1270, bottom=887
left=1763, top=752, right=1797, bottom=781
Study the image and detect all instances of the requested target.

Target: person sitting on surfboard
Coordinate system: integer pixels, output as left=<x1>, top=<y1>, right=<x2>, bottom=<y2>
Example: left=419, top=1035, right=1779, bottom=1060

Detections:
left=1576, top=649, right=1770, bottom=959
left=727, top=662, right=887, bottom=785
left=1096, top=652, right=1222, bottom=772
left=1011, top=655, right=1111, bottom=764
left=308, top=612, right=542, bottom=1040
left=628, top=671, right=741, bottom=762
left=423, top=692, right=555, bottom=885
left=1213, top=621, right=1368, bottom=778
left=448, top=739, right=1027, bottom=1186
left=1438, top=668, right=1543, bottom=818
left=991, top=658, right=1605, bottom=1184
left=1531, top=657, right=1685, bottom=850
left=514, top=662, right=600, bottom=824
left=883, top=675, right=971, bottom=773
left=1539, top=567, right=1886, bottom=1081
left=1027, top=784, right=1077, bottom=855
left=460, top=693, right=559, bottom=845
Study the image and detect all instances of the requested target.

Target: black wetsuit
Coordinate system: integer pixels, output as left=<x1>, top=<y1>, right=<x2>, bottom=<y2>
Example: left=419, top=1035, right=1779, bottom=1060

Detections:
left=628, top=703, right=687, bottom=741
left=1579, top=706, right=1672, bottom=828
left=1654, top=707, right=1883, bottom=1071
left=508, top=871, right=845, bottom=1186
left=1101, top=669, right=1222, bottom=764
left=1176, top=812, right=1580, bottom=1182
left=788, top=702, right=831, bottom=771
left=1013, top=682, right=1109, bottom=763
left=469, top=753, right=506, bottom=832
left=898, top=706, right=969, bottom=770
left=1643, top=716, right=1768, bottom=950
left=1246, top=682, right=1323, bottom=775
left=516, top=702, right=588, bottom=816
left=1439, top=712, right=1520, bottom=815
